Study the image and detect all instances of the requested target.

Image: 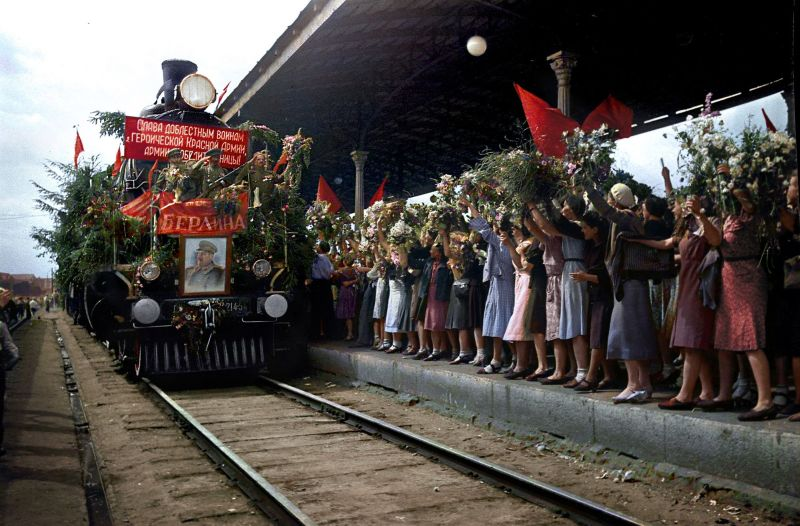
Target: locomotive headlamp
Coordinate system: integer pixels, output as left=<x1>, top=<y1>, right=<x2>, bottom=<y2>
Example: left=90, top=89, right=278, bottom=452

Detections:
left=179, top=73, right=216, bottom=109
left=139, top=261, right=161, bottom=281
left=132, top=298, right=161, bottom=324
left=263, top=294, right=288, bottom=318
left=252, top=259, right=272, bottom=278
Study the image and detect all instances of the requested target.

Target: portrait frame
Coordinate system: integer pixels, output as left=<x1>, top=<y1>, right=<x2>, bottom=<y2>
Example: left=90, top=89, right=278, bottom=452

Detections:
left=179, top=235, right=232, bottom=297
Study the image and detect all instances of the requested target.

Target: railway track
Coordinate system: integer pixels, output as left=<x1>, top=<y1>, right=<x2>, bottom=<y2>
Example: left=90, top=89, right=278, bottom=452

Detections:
left=146, top=376, right=644, bottom=526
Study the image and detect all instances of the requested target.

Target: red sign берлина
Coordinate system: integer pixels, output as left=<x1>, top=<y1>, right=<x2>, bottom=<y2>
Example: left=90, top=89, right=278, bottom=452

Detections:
left=124, top=116, right=249, bottom=168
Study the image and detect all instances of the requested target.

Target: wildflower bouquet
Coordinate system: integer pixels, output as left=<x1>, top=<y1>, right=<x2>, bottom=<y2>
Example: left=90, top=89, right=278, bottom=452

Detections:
left=460, top=168, right=504, bottom=217
left=673, top=93, right=736, bottom=197
left=563, top=124, right=616, bottom=186
left=306, top=200, right=334, bottom=239
left=725, top=122, right=797, bottom=219
left=387, top=219, right=417, bottom=249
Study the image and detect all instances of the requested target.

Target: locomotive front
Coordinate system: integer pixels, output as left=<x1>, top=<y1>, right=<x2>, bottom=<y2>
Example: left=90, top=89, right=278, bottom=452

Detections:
left=83, top=60, right=312, bottom=379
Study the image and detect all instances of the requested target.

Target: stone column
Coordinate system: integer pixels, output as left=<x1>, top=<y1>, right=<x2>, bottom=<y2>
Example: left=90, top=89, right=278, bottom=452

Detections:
left=547, top=51, right=579, bottom=117
left=351, top=150, right=368, bottom=222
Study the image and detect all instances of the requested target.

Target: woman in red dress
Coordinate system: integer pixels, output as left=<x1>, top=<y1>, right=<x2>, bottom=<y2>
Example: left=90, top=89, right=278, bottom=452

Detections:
left=700, top=188, right=777, bottom=420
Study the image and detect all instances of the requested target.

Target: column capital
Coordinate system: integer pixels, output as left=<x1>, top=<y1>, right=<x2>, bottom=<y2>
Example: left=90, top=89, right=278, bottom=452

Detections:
left=350, top=150, right=369, bottom=165
left=547, top=50, right=578, bottom=85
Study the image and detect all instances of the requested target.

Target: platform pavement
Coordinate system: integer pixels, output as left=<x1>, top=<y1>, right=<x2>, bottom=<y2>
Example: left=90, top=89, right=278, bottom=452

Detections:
left=0, top=314, right=88, bottom=525
left=308, top=341, right=800, bottom=501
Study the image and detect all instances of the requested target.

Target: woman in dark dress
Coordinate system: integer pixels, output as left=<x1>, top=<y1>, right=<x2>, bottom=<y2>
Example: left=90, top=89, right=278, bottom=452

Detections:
left=569, top=211, right=615, bottom=391
left=588, top=184, right=658, bottom=403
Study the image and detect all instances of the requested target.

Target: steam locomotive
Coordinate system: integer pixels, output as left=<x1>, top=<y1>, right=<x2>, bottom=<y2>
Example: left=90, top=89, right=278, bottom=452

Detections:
left=74, top=60, right=310, bottom=379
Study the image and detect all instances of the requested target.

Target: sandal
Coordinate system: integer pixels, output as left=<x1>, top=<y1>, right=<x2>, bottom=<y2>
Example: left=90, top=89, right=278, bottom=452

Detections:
left=477, top=363, right=501, bottom=375
left=504, top=367, right=534, bottom=380
left=525, top=368, right=553, bottom=381
left=401, top=346, right=418, bottom=356
left=385, top=345, right=403, bottom=354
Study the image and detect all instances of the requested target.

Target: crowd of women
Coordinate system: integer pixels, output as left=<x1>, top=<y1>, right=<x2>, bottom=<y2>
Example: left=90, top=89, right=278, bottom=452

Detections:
left=316, top=168, right=800, bottom=423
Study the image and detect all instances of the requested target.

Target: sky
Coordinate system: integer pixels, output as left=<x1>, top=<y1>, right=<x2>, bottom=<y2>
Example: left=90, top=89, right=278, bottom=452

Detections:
left=0, top=1, right=791, bottom=278
left=0, top=0, right=309, bottom=277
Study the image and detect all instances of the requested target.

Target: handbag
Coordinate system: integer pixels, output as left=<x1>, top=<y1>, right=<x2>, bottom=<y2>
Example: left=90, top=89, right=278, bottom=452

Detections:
left=698, top=248, right=721, bottom=310
left=617, top=234, right=677, bottom=280
left=452, top=278, right=471, bottom=299
left=784, top=255, right=800, bottom=289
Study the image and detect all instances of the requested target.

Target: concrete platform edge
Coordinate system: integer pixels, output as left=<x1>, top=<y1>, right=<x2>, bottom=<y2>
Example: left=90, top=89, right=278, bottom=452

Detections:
left=308, top=345, right=800, bottom=506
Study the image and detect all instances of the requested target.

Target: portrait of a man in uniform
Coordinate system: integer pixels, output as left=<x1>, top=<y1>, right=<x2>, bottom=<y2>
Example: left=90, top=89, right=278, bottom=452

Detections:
left=180, top=236, right=231, bottom=296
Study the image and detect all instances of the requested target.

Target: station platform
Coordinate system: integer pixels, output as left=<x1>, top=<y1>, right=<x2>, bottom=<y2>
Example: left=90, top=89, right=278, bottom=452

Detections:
left=0, top=315, right=87, bottom=524
left=308, top=341, right=800, bottom=503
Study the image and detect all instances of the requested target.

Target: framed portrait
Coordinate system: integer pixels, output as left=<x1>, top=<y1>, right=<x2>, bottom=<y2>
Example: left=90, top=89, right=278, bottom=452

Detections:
left=179, top=235, right=232, bottom=296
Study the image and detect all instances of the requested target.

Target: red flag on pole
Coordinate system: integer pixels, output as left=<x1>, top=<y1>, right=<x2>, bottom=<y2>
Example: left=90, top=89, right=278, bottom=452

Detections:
left=216, top=81, right=231, bottom=108
left=369, top=177, right=388, bottom=206
left=111, top=147, right=123, bottom=177
left=74, top=131, right=85, bottom=169
left=513, top=83, right=579, bottom=157
left=316, top=175, right=342, bottom=213
left=147, top=160, right=159, bottom=190
left=581, top=95, right=634, bottom=139
left=762, top=108, right=777, bottom=132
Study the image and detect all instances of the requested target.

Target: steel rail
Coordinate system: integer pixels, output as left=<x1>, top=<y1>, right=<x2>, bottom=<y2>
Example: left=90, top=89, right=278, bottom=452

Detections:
left=141, top=378, right=317, bottom=526
left=258, top=375, right=645, bottom=526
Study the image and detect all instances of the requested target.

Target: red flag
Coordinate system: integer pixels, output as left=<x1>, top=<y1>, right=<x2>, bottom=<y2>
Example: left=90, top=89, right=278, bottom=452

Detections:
left=369, top=177, right=388, bottom=206
left=513, top=83, right=579, bottom=157
left=111, top=147, right=123, bottom=177
left=316, top=175, right=342, bottom=214
left=120, top=190, right=154, bottom=224
left=273, top=151, right=288, bottom=174
left=74, top=131, right=85, bottom=169
left=581, top=95, right=634, bottom=139
left=216, top=81, right=231, bottom=108
left=147, top=160, right=159, bottom=190
left=762, top=108, right=777, bottom=132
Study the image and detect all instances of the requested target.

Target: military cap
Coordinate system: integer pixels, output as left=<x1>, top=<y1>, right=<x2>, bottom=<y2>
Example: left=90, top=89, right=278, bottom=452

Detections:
left=205, top=148, right=222, bottom=157
left=196, top=240, right=218, bottom=254
left=167, top=147, right=183, bottom=158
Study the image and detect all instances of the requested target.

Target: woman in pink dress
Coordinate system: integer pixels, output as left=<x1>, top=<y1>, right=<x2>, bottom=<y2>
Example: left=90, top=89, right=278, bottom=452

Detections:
left=700, top=189, right=776, bottom=421
left=500, top=227, right=536, bottom=379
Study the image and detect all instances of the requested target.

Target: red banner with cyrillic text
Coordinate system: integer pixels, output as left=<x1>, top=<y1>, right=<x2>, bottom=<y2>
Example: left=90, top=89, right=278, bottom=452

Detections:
left=124, top=116, right=249, bottom=168
left=156, top=192, right=249, bottom=235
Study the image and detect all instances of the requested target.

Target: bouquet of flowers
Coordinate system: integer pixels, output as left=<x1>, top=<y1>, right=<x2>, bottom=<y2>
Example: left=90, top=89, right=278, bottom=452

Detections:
left=724, top=122, right=797, bottom=219
left=306, top=200, right=334, bottom=239
left=387, top=219, right=417, bottom=249
left=475, top=147, right=563, bottom=206
left=331, top=211, right=355, bottom=247
left=563, top=124, right=617, bottom=186
left=673, top=93, right=736, bottom=197
left=213, top=184, right=243, bottom=217
left=460, top=168, right=504, bottom=217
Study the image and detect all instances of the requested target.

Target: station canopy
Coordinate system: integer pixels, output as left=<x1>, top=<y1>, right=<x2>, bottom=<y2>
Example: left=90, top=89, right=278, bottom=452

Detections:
left=219, top=0, right=795, bottom=210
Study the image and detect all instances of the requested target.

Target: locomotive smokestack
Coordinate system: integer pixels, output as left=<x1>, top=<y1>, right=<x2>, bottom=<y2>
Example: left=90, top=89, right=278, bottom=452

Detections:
left=141, top=59, right=199, bottom=117
left=158, top=59, right=198, bottom=106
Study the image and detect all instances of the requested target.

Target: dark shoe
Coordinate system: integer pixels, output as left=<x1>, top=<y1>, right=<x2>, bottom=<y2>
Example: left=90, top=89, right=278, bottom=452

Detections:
left=449, top=354, right=475, bottom=365
left=504, top=367, right=534, bottom=380
left=401, top=346, right=418, bottom=356
left=658, top=397, right=695, bottom=410
left=573, top=379, right=598, bottom=392
left=385, top=345, right=403, bottom=354
left=778, top=402, right=800, bottom=418
left=738, top=405, right=780, bottom=422
left=423, top=351, right=445, bottom=362
left=696, top=399, right=734, bottom=412
left=539, top=376, right=570, bottom=385
left=499, top=361, right=516, bottom=374
left=411, top=348, right=431, bottom=360
left=525, top=368, right=554, bottom=381
left=562, top=378, right=581, bottom=389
